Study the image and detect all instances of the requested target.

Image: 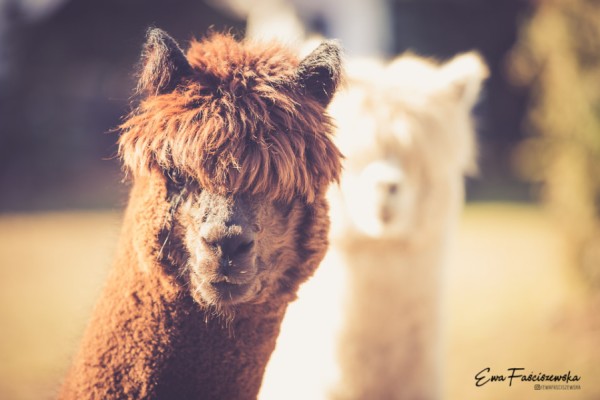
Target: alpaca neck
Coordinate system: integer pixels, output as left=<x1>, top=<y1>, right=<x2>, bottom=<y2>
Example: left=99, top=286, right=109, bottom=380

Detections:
left=154, top=292, right=287, bottom=400
left=60, top=212, right=287, bottom=400
left=333, top=233, right=449, bottom=400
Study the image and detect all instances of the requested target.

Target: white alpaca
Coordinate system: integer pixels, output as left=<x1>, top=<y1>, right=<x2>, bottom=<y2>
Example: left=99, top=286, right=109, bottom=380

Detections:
left=260, top=53, right=488, bottom=400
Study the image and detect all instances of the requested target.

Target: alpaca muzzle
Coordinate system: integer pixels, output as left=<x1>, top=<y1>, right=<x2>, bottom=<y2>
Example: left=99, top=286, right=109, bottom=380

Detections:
left=188, top=193, right=262, bottom=305
left=202, top=228, right=258, bottom=284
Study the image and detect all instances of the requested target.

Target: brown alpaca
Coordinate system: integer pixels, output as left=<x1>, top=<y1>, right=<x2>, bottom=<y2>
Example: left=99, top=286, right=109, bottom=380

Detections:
left=59, top=28, right=342, bottom=400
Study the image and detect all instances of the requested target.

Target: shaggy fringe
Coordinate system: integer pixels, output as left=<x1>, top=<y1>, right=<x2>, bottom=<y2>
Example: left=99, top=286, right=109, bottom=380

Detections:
left=119, top=33, right=342, bottom=203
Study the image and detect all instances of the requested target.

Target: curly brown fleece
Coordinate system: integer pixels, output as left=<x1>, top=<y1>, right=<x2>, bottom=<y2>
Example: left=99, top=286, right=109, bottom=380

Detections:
left=119, top=32, right=342, bottom=204
left=59, top=29, right=342, bottom=400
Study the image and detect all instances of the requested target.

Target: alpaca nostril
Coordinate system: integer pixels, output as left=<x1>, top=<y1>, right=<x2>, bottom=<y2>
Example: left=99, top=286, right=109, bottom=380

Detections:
left=201, top=233, right=255, bottom=258
left=388, top=183, right=399, bottom=195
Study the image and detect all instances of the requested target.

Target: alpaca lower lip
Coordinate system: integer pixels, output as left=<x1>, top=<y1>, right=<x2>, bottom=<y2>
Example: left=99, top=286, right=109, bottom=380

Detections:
left=211, top=281, right=249, bottom=293
left=206, top=281, right=255, bottom=304
left=190, top=271, right=260, bottom=305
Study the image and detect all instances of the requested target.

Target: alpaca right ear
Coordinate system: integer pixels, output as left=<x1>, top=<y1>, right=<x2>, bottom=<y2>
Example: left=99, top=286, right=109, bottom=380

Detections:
left=439, top=52, right=488, bottom=176
left=296, top=40, right=343, bottom=107
left=137, top=28, right=193, bottom=95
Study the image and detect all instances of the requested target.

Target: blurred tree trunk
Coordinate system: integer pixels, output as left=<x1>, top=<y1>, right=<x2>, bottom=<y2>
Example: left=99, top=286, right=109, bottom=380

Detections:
left=509, top=0, right=600, bottom=288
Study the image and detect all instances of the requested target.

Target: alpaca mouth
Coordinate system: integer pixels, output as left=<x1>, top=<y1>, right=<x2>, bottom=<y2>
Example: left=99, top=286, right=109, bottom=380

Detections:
left=212, top=281, right=251, bottom=298
left=193, top=276, right=260, bottom=306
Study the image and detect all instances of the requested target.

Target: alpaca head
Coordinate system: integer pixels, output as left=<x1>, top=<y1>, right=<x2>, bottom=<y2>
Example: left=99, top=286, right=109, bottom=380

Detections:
left=119, top=29, right=342, bottom=308
left=329, top=54, right=488, bottom=241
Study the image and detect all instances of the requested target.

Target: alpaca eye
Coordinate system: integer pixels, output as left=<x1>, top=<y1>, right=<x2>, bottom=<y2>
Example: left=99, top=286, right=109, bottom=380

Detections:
left=166, top=168, right=187, bottom=189
left=235, top=240, right=255, bottom=254
left=275, top=200, right=295, bottom=218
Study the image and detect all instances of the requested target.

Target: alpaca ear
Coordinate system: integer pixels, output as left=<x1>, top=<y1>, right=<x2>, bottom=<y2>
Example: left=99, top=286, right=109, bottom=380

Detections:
left=440, top=52, right=489, bottom=109
left=296, top=40, right=343, bottom=107
left=137, top=28, right=193, bottom=95
left=439, top=52, right=488, bottom=177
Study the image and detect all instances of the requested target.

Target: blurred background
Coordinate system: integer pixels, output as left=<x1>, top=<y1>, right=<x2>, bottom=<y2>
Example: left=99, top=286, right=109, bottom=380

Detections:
left=0, top=0, right=598, bottom=399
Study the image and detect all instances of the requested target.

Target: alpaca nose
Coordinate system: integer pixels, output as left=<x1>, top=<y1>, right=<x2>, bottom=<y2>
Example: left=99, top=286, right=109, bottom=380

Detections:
left=383, top=182, right=400, bottom=195
left=377, top=181, right=402, bottom=197
left=201, top=225, right=256, bottom=258
left=200, top=224, right=257, bottom=279
left=216, top=230, right=256, bottom=259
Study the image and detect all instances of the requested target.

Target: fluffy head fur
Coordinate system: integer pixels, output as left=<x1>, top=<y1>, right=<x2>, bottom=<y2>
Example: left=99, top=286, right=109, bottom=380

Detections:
left=328, top=52, right=488, bottom=243
left=120, top=31, right=342, bottom=204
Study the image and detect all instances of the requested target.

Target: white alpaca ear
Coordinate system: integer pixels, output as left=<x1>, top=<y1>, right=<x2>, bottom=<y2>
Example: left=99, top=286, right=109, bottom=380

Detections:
left=296, top=40, right=343, bottom=107
left=137, top=28, right=193, bottom=95
left=439, top=52, right=488, bottom=177
left=440, top=52, right=489, bottom=109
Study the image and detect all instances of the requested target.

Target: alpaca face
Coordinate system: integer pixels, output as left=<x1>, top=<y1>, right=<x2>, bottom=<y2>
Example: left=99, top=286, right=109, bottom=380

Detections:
left=119, top=30, right=343, bottom=309
left=329, top=81, right=423, bottom=240
left=329, top=54, right=488, bottom=242
left=172, top=186, right=304, bottom=307
left=340, top=159, right=417, bottom=239
left=179, top=192, right=260, bottom=306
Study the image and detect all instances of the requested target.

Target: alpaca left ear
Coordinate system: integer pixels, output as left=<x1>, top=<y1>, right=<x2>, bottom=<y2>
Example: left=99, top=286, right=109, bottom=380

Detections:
left=440, top=52, right=489, bottom=109
left=296, top=40, right=343, bottom=107
left=137, top=28, right=193, bottom=96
